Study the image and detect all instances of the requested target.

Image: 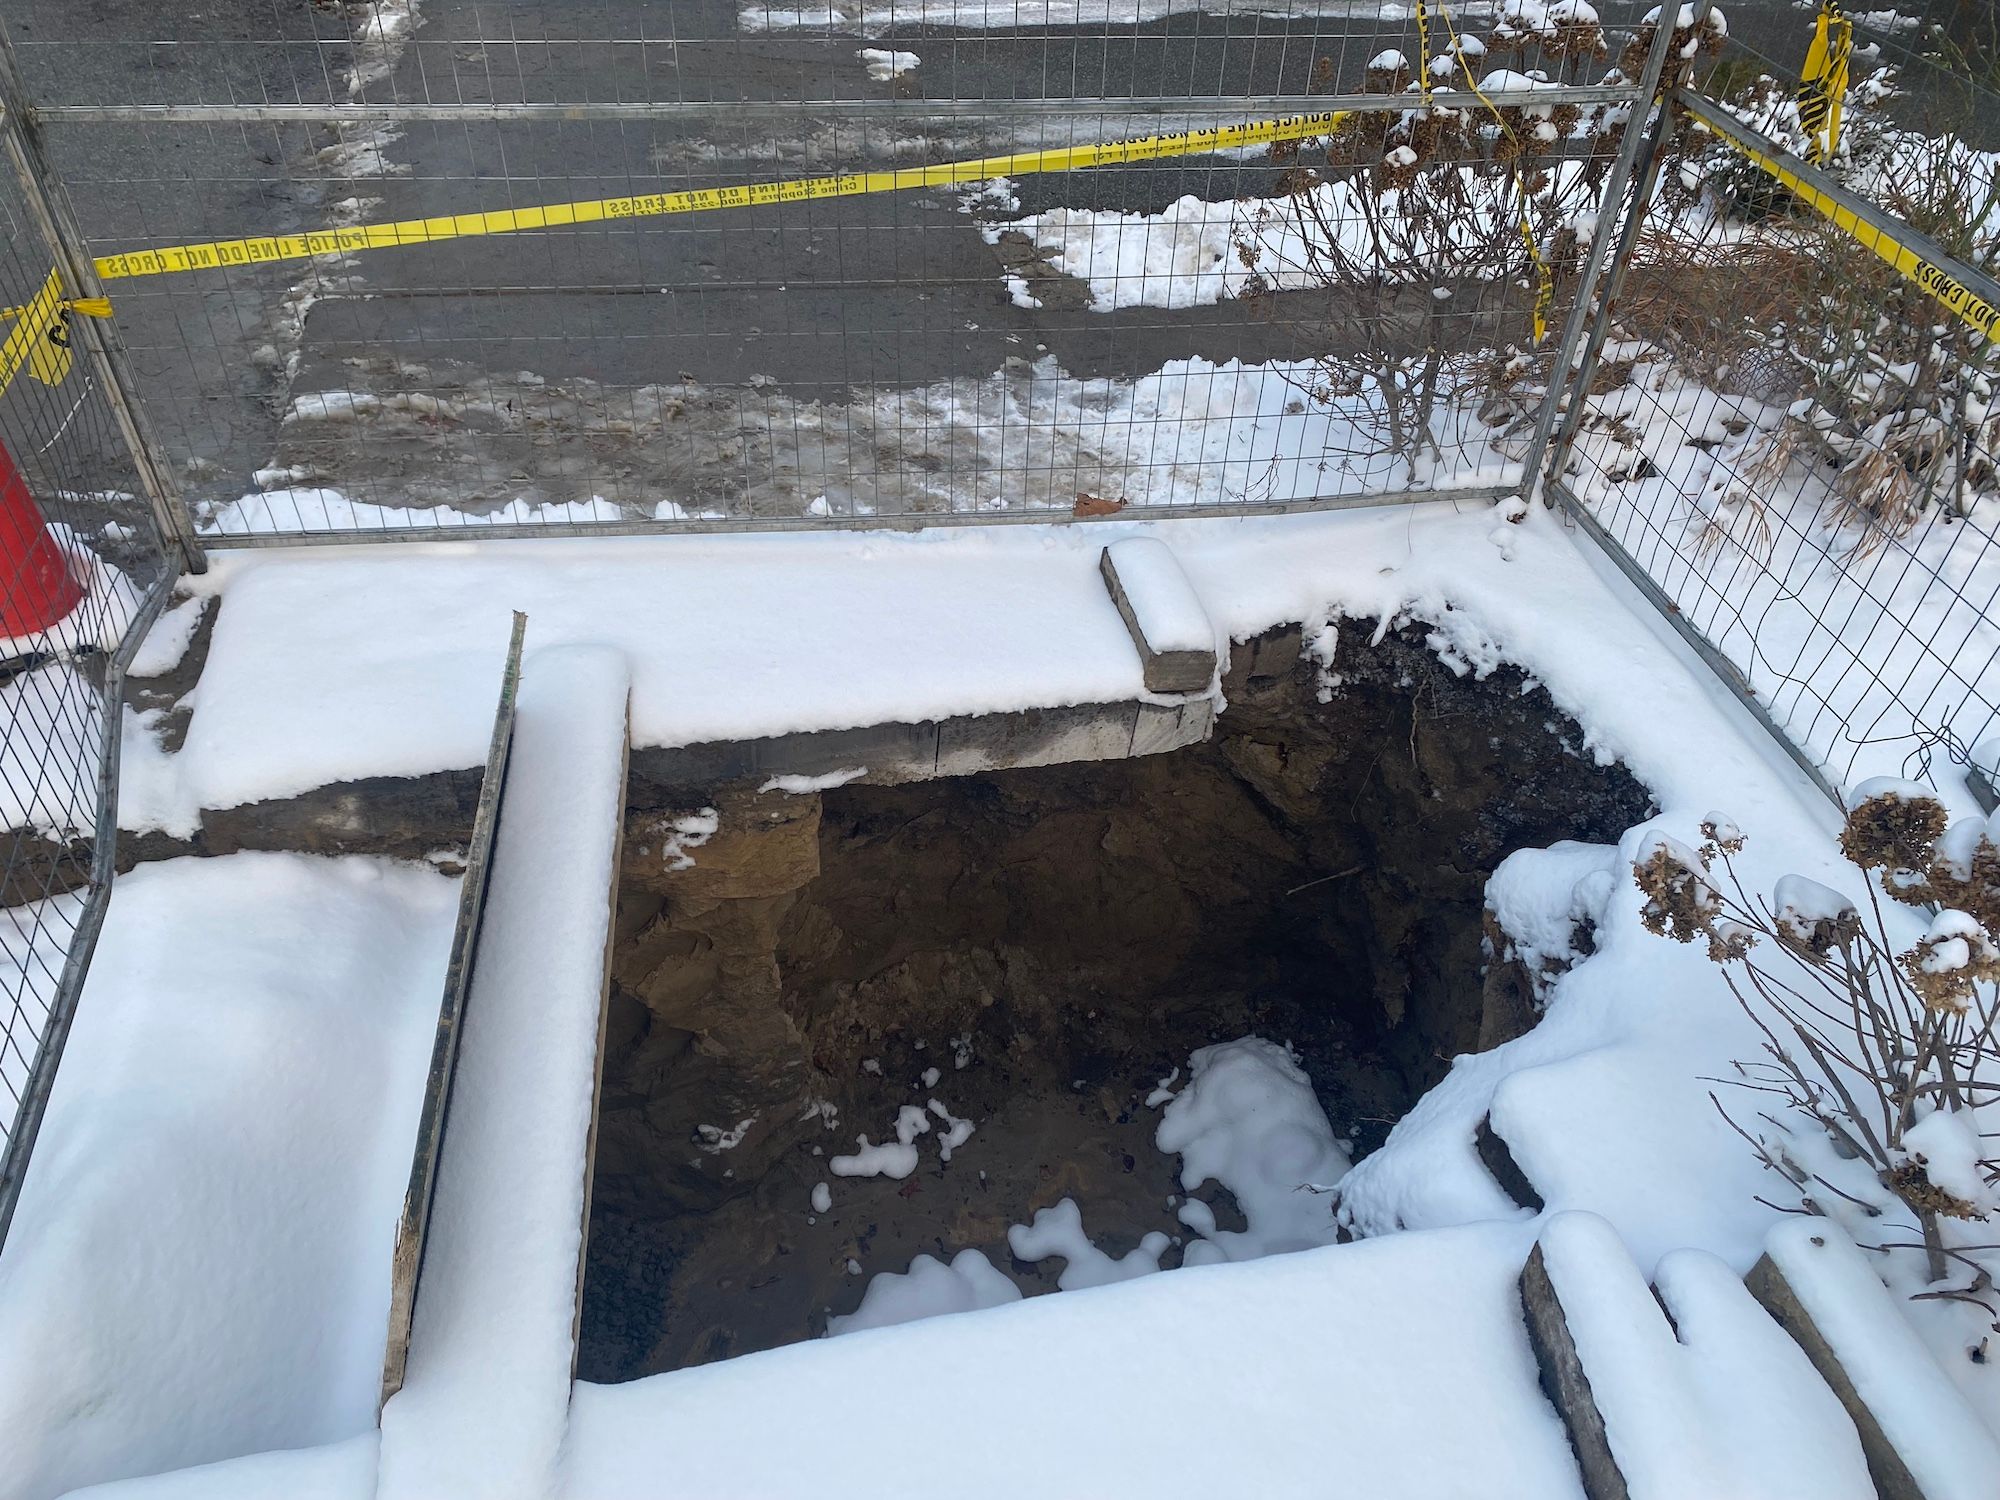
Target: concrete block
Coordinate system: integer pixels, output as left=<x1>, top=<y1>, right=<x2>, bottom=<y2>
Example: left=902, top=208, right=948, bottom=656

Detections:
left=1131, top=695, right=1219, bottom=758
left=1747, top=1220, right=2000, bottom=1500
left=1520, top=1242, right=1629, bottom=1500
left=1100, top=539, right=1218, bottom=694
left=934, top=702, right=1138, bottom=776
left=1476, top=1112, right=1545, bottom=1211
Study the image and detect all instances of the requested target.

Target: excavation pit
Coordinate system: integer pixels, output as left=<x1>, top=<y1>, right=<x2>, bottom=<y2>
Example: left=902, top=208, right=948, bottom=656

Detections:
left=577, top=622, right=1655, bottom=1381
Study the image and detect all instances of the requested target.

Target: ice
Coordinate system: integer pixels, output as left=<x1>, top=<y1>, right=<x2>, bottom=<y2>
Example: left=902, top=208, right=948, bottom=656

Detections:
left=826, top=1249, right=1021, bottom=1336
left=1101, top=537, right=1214, bottom=656
left=1007, top=1198, right=1170, bottom=1290
left=0, top=855, right=456, bottom=1500
left=375, top=646, right=632, bottom=1500
left=1154, top=1036, right=1349, bottom=1260
left=1762, top=1219, right=2000, bottom=1500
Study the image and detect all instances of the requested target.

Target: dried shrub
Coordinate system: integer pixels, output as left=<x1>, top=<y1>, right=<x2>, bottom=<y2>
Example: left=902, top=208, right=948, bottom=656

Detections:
left=1638, top=794, right=2000, bottom=1308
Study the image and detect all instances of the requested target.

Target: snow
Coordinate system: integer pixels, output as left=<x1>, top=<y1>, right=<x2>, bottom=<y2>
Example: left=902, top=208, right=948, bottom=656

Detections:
left=1155, top=1037, right=1349, bottom=1261
left=742, top=0, right=1364, bottom=29
left=928, top=1098, right=975, bottom=1160
left=1101, top=537, right=1214, bottom=656
left=54, top=1436, right=377, bottom=1500
left=810, top=1182, right=832, bottom=1214
left=375, top=646, right=631, bottom=1500
left=560, top=1222, right=1583, bottom=1499
left=0, top=662, right=103, bottom=835
left=1762, top=1219, right=2000, bottom=1500
left=829, top=1106, right=932, bottom=1179
left=0, top=854, right=456, bottom=1500
left=1533, top=1212, right=1873, bottom=1499
left=166, top=501, right=1712, bottom=820
left=1901, top=1108, right=1995, bottom=1216
left=127, top=595, right=208, bottom=678
left=1564, top=338, right=2000, bottom=802
left=0, top=526, right=142, bottom=663
left=855, top=47, right=918, bottom=81
left=204, top=486, right=629, bottom=536
left=1771, top=873, right=1856, bottom=940
left=987, top=152, right=1610, bottom=315
left=1007, top=1198, right=1170, bottom=1290
left=758, top=766, right=867, bottom=794
left=1484, top=840, right=1620, bottom=979
left=825, top=1248, right=1020, bottom=1336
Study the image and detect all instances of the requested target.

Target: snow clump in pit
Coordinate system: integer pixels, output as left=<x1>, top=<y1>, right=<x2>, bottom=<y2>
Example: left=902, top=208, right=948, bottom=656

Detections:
left=826, top=1249, right=1020, bottom=1335
left=1008, top=1199, right=1171, bottom=1290
left=829, top=1103, right=932, bottom=1179
left=1154, top=1036, right=1350, bottom=1263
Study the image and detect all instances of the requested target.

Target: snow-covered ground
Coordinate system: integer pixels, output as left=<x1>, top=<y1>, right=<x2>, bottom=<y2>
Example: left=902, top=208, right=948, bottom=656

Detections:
left=17, top=494, right=2000, bottom=1496
left=213, top=350, right=1514, bottom=536
left=0, top=854, right=457, bottom=1500
left=741, top=0, right=1409, bottom=32
left=1564, top=340, right=2000, bottom=795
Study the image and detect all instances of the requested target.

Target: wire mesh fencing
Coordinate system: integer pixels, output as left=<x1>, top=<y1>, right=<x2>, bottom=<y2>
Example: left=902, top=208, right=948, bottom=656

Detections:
left=0, top=106, right=176, bottom=1242
left=1542, top=26, right=2000, bottom=807
left=7, top=0, right=1662, bottom=539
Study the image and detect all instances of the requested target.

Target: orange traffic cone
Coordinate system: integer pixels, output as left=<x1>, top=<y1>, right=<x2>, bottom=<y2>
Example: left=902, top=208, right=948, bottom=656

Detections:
left=0, top=436, right=84, bottom=638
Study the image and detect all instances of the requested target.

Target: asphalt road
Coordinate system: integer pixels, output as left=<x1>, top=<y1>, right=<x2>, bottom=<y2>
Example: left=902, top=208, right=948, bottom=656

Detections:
left=7, top=0, right=1861, bottom=521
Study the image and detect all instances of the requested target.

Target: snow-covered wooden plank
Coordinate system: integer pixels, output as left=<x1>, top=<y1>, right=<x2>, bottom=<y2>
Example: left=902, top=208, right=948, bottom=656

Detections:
left=376, top=643, right=631, bottom=1500
left=1098, top=538, right=1217, bottom=694
left=1747, top=1219, right=2000, bottom=1500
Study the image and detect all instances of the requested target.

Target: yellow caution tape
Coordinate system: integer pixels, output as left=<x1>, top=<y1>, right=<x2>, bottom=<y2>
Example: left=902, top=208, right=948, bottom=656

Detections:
left=1794, top=0, right=1852, bottom=165
left=0, top=269, right=114, bottom=398
left=1720, top=130, right=2000, bottom=346
left=89, top=111, right=1348, bottom=283
left=1433, top=1, right=1554, bottom=343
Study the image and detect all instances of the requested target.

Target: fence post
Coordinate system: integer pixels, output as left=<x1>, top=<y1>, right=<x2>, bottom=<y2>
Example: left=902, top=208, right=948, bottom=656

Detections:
left=0, top=22, right=206, bottom=575
left=1519, top=0, right=1712, bottom=497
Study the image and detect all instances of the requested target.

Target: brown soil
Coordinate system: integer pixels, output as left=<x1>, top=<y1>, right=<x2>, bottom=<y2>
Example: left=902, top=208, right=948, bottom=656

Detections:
left=577, top=619, right=1655, bottom=1381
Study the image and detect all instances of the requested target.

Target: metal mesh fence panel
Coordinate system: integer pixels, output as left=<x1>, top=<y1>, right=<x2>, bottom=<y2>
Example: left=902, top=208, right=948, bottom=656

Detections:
left=0, top=135, right=174, bottom=1241
left=9, top=1, right=1657, bottom=539
left=1543, top=60, right=2000, bottom=804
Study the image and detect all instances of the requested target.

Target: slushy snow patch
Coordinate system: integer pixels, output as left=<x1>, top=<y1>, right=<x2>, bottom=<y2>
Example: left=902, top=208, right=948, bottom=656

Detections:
left=857, top=47, right=919, bottom=80
left=826, top=1249, right=1020, bottom=1336
left=1155, top=1036, right=1349, bottom=1262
